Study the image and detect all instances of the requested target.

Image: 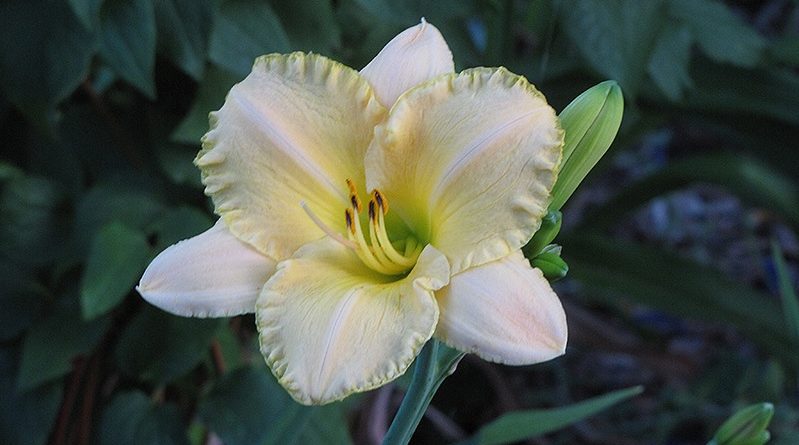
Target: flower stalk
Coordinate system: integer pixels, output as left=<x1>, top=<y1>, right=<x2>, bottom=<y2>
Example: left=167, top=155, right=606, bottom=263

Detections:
left=382, top=340, right=465, bottom=445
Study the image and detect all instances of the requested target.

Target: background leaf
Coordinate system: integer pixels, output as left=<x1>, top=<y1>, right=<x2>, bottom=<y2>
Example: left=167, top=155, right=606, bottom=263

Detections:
left=80, top=222, right=151, bottom=320
left=208, top=0, right=290, bottom=76
left=96, top=391, right=189, bottom=445
left=98, top=0, right=157, bottom=98
left=155, top=0, right=216, bottom=80
left=115, top=306, right=220, bottom=383
left=0, top=0, right=95, bottom=130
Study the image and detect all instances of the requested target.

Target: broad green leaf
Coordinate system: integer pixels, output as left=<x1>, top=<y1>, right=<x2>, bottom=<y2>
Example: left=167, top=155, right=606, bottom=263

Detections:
left=98, top=0, right=157, bottom=98
left=199, top=366, right=307, bottom=445
left=463, top=386, right=643, bottom=445
left=0, top=1, right=95, bottom=130
left=298, top=406, right=354, bottom=445
left=97, top=391, right=189, bottom=445
left=115, top=306, right=220, bottom=383
left=171, top=65, right=241, bottom=144
left=148, top=206, right=213, bottom=251
left=686, top=63, right=799, bottom=126
left=71, top=184, right=165, bottom=256
left=669, top=0, right=765, bottom=67
left=562, top=234, right=799, bottom=367
left=0, top=175, right=67, bottom=267
left=769, top=37, right=799, bottom=67
left=577, top=153, right=799, bottom=231
left=208, top=0, right=290, bottom=76
left=17, top=309, right=108, bottom=391
left=560, top=0, right=665, bottom=97
left=80, top=222, right=151, bottom=320
left=647, top=24, right=694, bottom=101
left=0, top=262, right=45, bottom=341
left=68, top=0, right=105, bottom=29
left=271, top=0, right=341, bottom=53
left=0, top=348, right=62, bottom=445
left=155, top=0, right=216, bottom=79
left=772, top=242, right=799, bottom=343
left=156, top=142, right=203, bottom=187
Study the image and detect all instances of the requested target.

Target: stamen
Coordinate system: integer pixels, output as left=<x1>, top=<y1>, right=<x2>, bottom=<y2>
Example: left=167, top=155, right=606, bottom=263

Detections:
left=346, top=178, right=362, bottom=212
left=372, top=205, right=417, bottom=267
left=348, top=204, right=405, bottom=275
left=301, top=201, right=356, bottom=249
left=372, top=190, right=388, bottom=214
left=345, top=209, right=355, bottom=234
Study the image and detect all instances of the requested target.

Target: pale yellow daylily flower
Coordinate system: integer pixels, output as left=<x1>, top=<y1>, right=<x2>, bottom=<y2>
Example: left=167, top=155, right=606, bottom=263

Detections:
left=138, top=20, right=567, bottom=405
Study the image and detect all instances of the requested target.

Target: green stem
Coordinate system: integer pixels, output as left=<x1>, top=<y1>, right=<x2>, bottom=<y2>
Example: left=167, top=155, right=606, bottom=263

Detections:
left=382, top=340, right=465, bottom=445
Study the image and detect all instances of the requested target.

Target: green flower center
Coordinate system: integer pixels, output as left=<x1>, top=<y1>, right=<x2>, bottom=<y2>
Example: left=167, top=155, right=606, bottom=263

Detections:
left=303, top=179, right=422, bottom=276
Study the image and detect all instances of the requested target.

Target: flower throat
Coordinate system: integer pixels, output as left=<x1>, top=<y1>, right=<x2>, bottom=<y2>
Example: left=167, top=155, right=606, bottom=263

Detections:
left=302, top=179, right=422, bottom=275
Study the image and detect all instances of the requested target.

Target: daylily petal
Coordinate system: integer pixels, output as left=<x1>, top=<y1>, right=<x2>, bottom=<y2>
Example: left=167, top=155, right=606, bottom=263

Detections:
left=198, top=52, right=387, bottom=260
left=435, top=251, right=567, bottom=365
left=256, top=238, right=450, bottom=405
left=360, top=19, right=454, bottom=108
left=137, top=220, right=276, bottom=318
left=366, top=68, right=563, bottom=274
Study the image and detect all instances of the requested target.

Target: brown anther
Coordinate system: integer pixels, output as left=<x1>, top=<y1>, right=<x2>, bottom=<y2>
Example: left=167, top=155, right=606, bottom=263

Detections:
left=372, top=190, right=388, bottom=214
left=346, top=179, right=362, bottom=212
left=367, top=200, right=376, bottom=221
left=345, top=209, right=355, bottom=234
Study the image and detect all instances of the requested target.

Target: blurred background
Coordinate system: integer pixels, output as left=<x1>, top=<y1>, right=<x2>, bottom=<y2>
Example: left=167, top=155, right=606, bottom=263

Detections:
left=1, top=0, right=797, bottom=444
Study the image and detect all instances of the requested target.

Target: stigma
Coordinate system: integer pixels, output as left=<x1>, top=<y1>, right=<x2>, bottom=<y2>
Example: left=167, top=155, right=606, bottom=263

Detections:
left=302, top=180, right=422, bottom=275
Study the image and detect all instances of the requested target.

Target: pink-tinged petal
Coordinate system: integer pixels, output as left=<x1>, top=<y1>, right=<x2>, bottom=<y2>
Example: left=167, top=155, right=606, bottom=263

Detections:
left=435, top=252, right=567, bottom=365
left=256, top=238, right=450, bottom=405
left=138, top=220, right=276, bottom=318
left=360, top=19, right=454, bottom=107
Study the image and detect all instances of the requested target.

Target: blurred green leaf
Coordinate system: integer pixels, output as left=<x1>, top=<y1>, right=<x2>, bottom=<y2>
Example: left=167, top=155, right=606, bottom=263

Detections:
left=668, top=0, right=765, bottom=68
left=0, top=0, right=95, bottom=130
left=156, top=143, right=203, bottom=186
left=271, top=0, right=341, bottom=53
left=769, top=37, right=799, bottom=67
left=72, top=184, right=165, bottom=256
left=68, top=0, right=105, bottom=29
left=710, top=402, right=774, bottom=445
left=685, top=63, right=799, bottom=126
left=0, top=262, right=45, bottom=341
left=578, top=153, right=799, bottom=231
left=0, top=348, right=62, bottom=445
left=563, top=234, right=799, bottom=367
left=647, top=24, right=694, bottom=100
left=155, top=0, right=216, bottom=80
left=148, top=206, right=213, bottom=251
left=97, top=391, right=189, bottom=445
left=17, top=309, right=108, bottom=391
left=209, top=0, right=290, bottom=76
left=0, top=175, right=67, bottom=267
left=172, top=65, right=241, bottom=144
left=299, top=406, right=353, bottom=445
left=80, top=222, right=151, bottom=320
left=463, top=386, right=643, bottom=445
left=771, top=241, right=799, bottom=343
left=199, top=366, right=306, bottom=445
left=98, top=0, right=157, bottom=98
left=560, top=0, right=665, bottom=96
left=115, top=306, right=220, bottom=383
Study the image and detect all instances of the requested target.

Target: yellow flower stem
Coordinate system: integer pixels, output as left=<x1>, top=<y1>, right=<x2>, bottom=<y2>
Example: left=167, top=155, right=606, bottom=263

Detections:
left=382, top=339, right=465, bottom=445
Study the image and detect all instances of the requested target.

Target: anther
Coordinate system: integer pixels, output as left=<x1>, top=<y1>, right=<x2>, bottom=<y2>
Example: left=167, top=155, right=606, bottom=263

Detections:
left=346, top=179, right=361, bottom=212
left=372, top=190, right=388, bottom=214
left=367, top=200, right=376, bottom=221
left=345, top=208, right=355, bottom=234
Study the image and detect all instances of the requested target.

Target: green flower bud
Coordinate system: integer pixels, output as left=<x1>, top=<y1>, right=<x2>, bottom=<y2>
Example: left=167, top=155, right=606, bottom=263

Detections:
left=550, top=80, right=624, bottom=211
left=709, top=403, right=774, bottom=445
left=531, top=252, right=569, bottom=282
left=527, top=210, right=562, bottom=256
